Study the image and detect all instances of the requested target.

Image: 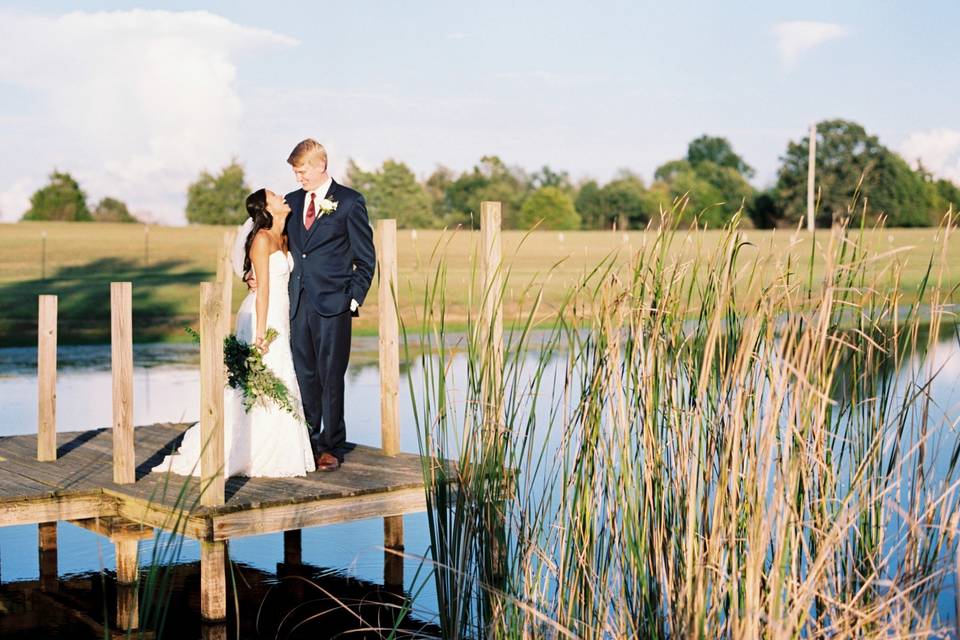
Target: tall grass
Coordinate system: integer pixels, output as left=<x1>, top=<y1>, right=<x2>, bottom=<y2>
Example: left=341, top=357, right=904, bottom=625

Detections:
left=405, top=211, right=960, bottom=638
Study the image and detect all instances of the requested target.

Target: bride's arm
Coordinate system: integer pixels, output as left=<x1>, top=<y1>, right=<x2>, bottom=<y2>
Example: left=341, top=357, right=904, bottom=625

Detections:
left=249, top=232, right=272, bottom=353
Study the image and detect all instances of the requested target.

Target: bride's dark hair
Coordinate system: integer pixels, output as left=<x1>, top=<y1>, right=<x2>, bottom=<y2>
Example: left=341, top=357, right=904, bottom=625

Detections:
left=243, top=189, right=280, bottom=285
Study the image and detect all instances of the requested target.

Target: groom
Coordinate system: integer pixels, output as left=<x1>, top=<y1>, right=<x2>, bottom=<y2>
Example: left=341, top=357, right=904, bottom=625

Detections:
left=285, top=139, right=376, bottom=472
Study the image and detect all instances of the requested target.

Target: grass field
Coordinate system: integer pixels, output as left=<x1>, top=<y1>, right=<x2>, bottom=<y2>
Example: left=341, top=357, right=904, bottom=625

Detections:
left=1, top=219, right=958, bottom=345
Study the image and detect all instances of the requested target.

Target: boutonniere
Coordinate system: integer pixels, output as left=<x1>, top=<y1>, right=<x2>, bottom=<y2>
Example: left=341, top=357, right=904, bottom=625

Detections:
left=317, top=198, right=338, bottom=217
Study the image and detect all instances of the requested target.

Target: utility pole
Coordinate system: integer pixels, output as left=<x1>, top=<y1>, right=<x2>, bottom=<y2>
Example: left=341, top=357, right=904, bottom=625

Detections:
left=807, top=123, right=816, bottom=232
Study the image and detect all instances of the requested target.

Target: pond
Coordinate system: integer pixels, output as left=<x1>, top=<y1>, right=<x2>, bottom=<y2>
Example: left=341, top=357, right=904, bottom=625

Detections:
left=1, top=330, right=959, bottom=637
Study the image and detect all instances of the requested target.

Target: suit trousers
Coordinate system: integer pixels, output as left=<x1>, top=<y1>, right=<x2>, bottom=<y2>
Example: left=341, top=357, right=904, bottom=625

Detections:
left=290, top=291, right=352, bottom=461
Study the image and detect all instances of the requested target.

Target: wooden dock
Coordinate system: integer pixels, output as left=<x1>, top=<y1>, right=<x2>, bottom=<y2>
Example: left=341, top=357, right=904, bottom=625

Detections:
left=0, top=423, right=428, bottom=541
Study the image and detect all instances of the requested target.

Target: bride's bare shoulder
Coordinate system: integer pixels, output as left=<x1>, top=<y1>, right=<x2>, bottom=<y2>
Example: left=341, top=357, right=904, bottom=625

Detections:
left=250, top=229, right=279, bottom=255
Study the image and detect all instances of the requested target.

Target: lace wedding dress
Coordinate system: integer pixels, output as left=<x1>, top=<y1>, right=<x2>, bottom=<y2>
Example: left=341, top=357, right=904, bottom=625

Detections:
left=153, top=251, right=316, bottom=477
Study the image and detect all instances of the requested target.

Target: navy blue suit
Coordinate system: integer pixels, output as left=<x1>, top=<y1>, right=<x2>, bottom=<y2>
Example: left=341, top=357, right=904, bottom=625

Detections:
left=285, top=180, right=375, bottom=461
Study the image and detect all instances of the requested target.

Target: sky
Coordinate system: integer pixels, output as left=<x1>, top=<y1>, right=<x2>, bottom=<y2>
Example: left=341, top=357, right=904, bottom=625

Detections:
left=0, top=1, right=957, bottom=224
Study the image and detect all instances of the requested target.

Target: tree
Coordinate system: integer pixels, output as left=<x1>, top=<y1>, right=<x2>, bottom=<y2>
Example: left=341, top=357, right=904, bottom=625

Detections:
left=186, top=160, right=249, bottom=225
left=425, top=166, right=455, bottom=222
left=93, top=197, right=138, bottom=223
left=517, top=186, right=581, bottom=230
left=933, top=178, right=960, bottom=217
left=576, top=172, right=653, bottom=229
left=347, top=159, right=437, bottom=228
left=775, top=119, right=933, bottom=227
left=687, top=135, right=755, bottom=178
left=529, top=165, right=573, bottom=194
left=22, top=171, right=92, bottom=221
left=443, top=156, right=530, bottom=228
left=652, top=159, right=754, bottom=227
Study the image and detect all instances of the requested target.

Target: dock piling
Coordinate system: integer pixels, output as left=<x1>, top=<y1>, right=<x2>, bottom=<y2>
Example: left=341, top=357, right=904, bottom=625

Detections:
left=111, top=282, right=134, bottom=484
left=199, top=282, right=226, bottom=507
left=37, top=295, right=57, bottom=462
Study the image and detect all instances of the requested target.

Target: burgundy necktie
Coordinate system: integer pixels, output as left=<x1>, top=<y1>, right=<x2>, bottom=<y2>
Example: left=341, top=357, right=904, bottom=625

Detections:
left=305, top=192, right=316, bottom=230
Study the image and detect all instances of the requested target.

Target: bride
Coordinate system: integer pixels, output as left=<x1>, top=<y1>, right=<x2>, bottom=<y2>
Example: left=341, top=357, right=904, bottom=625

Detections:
left=153, top=189, right=316, bottom=477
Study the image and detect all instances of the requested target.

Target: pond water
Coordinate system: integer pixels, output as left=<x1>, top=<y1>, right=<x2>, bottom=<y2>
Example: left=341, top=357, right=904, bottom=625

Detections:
left=1, top=332, right=958, bottom=637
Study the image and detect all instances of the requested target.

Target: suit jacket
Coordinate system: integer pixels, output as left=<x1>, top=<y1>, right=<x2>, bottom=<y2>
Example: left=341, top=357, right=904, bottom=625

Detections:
left=285, top=180, right=376, bottom=317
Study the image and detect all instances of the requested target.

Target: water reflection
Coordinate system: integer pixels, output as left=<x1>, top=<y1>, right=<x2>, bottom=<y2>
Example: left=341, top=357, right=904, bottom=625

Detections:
left=0, top=543, right=440, bottom=639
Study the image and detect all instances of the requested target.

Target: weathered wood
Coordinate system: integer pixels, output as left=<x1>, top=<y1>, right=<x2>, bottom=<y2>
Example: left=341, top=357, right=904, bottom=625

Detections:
left=0, top=494, right=116, bottom=526
left=109, top=488, right=211, bottom=541
left=37, top=295, right=57, bottom=462
left=200, top=540, right=227, bottom=622
left=384, top=515, right=404, bottom=588
left=111, top=282, right=135, bottom=484
left=38, top=521, right=58, bottom=592
left=115, top=538, right=139, bottom=629
left=209, top=486, right=426, bottom=541
left=377, top=219, right=401, bottom=456
left=69, top=516, right=154, bottom=541
left=283, top=529, right=302, bottom=565
left=0, top=424, right=439, bottom=542
left=199, top=282, right=225, bottom=507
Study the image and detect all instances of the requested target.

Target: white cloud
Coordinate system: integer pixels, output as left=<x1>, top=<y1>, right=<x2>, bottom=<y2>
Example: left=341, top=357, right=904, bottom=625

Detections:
left=771, top=21, right=849, bottom=69
left=0, top=10, right=297, bottom=224
left=900, top=129, right=960, bottom=183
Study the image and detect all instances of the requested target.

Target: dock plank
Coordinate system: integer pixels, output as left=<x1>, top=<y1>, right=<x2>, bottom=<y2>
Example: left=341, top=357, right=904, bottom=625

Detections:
left=0, top=423, right=435, bottom=541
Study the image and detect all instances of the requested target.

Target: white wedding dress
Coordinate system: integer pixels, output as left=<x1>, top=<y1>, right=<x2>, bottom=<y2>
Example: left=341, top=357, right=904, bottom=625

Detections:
left=153, top=250, right=316, bottom=477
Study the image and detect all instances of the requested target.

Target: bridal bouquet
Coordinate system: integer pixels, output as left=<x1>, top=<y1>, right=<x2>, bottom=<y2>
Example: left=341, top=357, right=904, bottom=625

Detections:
left=222, top=328, right=301, bottom=419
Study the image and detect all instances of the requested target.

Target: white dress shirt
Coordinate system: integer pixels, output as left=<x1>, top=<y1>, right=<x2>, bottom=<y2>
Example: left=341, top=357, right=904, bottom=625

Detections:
left=303, top=177, right=333, bottom=227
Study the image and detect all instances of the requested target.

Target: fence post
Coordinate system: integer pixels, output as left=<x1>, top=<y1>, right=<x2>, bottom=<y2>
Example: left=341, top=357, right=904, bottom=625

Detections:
left=111, top=282, right=134, bottom=484
left=37, top=295, right=57, bottom=461
left=377, top=219, right=400, bottom=456
left=807, top=123, right=817, bottom=232
left=199, top=282, right=225, bottom=507
left=479, top=201, right=504, bottom=419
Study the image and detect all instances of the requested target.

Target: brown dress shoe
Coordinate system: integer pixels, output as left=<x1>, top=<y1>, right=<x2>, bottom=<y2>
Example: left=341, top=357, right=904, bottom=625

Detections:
left=315, top=452, right=340, bottom=472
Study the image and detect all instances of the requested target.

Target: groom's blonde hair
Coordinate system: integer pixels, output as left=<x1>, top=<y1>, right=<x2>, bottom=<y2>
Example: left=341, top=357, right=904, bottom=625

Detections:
left=287, top=139, right=328, bottom=168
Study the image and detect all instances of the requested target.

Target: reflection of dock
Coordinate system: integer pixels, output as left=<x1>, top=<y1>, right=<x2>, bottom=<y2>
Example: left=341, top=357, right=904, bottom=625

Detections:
left=0, top=552, right=442, bottom=638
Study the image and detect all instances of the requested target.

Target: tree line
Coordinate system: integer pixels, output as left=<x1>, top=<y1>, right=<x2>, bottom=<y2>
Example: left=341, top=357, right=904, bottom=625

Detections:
left=20, top=118, right=960, bottom=229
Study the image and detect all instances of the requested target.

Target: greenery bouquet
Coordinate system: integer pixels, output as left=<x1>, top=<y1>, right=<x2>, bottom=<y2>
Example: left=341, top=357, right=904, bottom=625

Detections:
left=222, top=328, right=301, bottom=420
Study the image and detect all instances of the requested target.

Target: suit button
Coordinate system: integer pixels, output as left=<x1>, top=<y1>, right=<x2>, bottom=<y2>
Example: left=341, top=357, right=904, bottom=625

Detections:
left=301, top=254, right=306, bottom=259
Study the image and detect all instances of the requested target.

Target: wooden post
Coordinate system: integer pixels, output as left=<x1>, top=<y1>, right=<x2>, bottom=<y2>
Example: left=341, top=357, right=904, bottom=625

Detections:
left=377, top=219, right=400, bottom=456
left=37, top=295, right=57, bottom=462
left=115, top=539, right=139, bottom=629
left=200, top=540, right=227, bottom=622
left=283, top=529, right=302, bottom=566
left=807, top=123, right=817, bottom=232
left=479, top=202, right=504, bottom=418
left=215, top=230, right=236, bottom=340
left=200, top=282, right=225, bottom=507
left=384, top=515, right=404, bottom=589
left=111, top=282, right=134, bottom=484
left=38, top=522, right=58, bottom=592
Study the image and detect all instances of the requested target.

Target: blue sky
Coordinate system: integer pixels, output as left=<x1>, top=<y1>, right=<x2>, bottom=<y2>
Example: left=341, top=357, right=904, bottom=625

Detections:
left=0, top=1, right=957, bottom=223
